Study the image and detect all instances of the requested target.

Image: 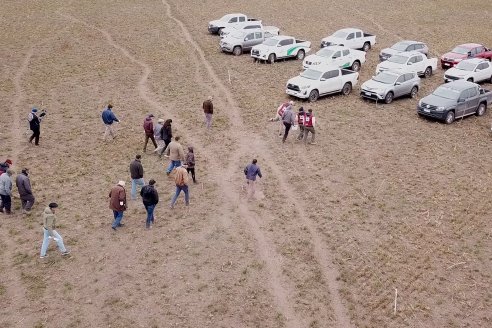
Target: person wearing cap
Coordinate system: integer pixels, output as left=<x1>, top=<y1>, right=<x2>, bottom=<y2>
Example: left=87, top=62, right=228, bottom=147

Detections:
left=129, top=155, right=145, bottom=200
left=28, top=108, right=42, bottom=145
left=40, top=202, right=70, bottom=259
left=170, top=165, right=190, bottom=209
left=281, top=101, right=296, bottom=143
left=203, top=96, right=214, bottom=129
left=164, top=136, right=185, bottom=175
left=109, top=181, right=127, bottom=231
left=0, top=169, right=14, bottom=214
left=153, top=118, right=165, bottom=154
left=143, top=114, right=157, bottom=152
left=101, top=104, right=120, bottom=140
left=15, top=168, right=35, bottom=213
left=296, top=107, right=305, bottom=140
left=140, top=179, right=159, bottom=229
left=303, top=109, right=316, bottom=144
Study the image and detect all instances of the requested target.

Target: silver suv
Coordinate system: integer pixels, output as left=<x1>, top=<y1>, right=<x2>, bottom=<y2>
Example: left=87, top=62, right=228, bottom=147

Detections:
left=360, top=70, right=420, bottom=104
left=379, top=40, right=429, bottom=61
left=220, top=30, right=276, bottom=56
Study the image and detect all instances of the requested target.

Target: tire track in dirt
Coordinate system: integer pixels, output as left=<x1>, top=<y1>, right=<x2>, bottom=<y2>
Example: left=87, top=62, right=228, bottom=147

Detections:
left=58, top=11, right=303, bottom=327
left=162, top=1, right=354, bottom=327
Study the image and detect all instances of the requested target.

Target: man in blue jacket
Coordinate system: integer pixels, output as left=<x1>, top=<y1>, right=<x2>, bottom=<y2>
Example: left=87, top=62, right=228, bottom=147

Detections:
left=101, top=104, right=120, bottom=140
left=244, top=159, right=262, bottom=199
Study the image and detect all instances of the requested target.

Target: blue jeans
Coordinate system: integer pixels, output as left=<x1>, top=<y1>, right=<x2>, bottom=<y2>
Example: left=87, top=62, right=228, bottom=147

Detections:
left=112, top=210, right=124, bottom=228
left=40, top=229, right=67, bottom=256
left=170, top=185, right=189, bottom=207
left=166, top=160, right=181, bottom=174
left=131, top=178, right=145, bottom=199
left=145, top=204, right=155, bottom=228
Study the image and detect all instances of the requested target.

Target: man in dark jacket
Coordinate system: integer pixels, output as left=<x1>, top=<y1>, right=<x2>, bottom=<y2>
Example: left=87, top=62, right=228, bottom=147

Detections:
left=158, top=119, right=173, bottom=157
left=109, top=181, right=127, bottom=231
left=101, top=104, right=120, bottom=140
left=15, top=168, right=35, bottom=213
left=203, top=96, right=214, bottom=129
left=129, top=155, right=145, bottom=200
left=244, top=159, right=262, bottom=199
left=143, top=114, right=157, bottom=152
left=28, top=108, right=43, bottom=145
left=140, top=179, right=159, bottom=229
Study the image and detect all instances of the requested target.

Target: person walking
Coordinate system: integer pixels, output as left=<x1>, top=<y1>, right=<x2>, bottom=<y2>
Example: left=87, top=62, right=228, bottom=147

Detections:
left=296, top=107, right=305, bottom=140
left=303, top=109, right=316, bottom=144
left=0, top=169, right=14, bottom=214
left=269, top=100, right=293, bottom=136
left=16, top=168, right=35, bottom=213
left=185, top=146, right=196, bottom=183
left=203, top=96, right=214, bottom=129
left=158, top=119, right=173, bottom=157
left=109, top=181, right=127, bottom=231
left=40, top=203, right=70, bottom=259
left=153, top=118, right=165, bottom=154
left=170, top=165, right=189, bottom=209
left=130, top=155, right=145, bottom=200
left=244, top=159, right=262, bottom=198
left=281, top=102, right=295, bottom=143
left=164, top=136, right=185, bottom=175
left=28, top=108, right=43, bottom=145
left=101, top=104, right=120, bottom=140
left=140, top=179, right=159, bottom=229
left=143, top=114, right=158, bottom=152
left=0, top=159, right=13, bottom=210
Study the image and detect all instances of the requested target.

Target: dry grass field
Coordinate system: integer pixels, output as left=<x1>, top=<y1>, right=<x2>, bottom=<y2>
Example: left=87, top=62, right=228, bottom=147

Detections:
left=1, top=0, right=491, bottom=327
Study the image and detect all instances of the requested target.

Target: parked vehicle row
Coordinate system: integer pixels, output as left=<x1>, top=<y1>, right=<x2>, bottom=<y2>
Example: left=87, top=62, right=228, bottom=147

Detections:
left=220, top=30, right=278, bottom=56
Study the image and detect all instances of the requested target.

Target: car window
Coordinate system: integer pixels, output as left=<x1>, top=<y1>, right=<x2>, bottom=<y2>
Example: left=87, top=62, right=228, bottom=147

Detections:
left=396, top=75, right=405, bottom=83
left=468, top=87, right=478, bottom=98
left=255, top=32, right=262, bottom=39
left=407, top=44, right=416, bottom=51
left=355, top=32, right=362, bottom=38
left=279, top=39, right=293, bottom=46
left=328, top=70, right=340, bottom=78
left=414, top=55, right=423, bottom=62
left=408, top=56, right=417, bottom=64
left=342, top=49, right=349, bottom=56
left=229, top=17, right=238, bottom=23
left=475, top=46, right=485, bottom=54
left=264, top=32, right=272, bottom=38
left=460, top=89, right=471, bottom=100
left=332, top=51, right=341, bottom=58
left=244, top=33, right=254, bottom=41
left=415, top=44, right=424, bottom=50
left=347, top=33, right=354, bottom=40
left=238, top=17, right=245, bottom=22
left=404, top=73, right=414, bottom=81
left=470, top=48, right=478, bottom=56
left=245, top=25, right=260, bottom=29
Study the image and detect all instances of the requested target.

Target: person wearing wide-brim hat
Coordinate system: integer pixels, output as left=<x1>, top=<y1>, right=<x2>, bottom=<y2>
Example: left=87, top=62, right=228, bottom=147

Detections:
left=40, top=202, right=71, bottom=259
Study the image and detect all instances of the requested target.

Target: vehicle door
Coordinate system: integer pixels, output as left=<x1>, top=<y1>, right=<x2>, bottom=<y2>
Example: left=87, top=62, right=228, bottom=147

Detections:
left=331, top=50, right=343, bottom=67
left=339, top=49, right=352, bottom=68
left=456, top=89, right=469, bottom=118
left=250, top=32, right=263, bottom=48
left=393, top=74, right=406, bottom=97
left=412, top=54, right=425, bottom=74
left=406, top=55, right=417, bottom=72
left=319, top=69, right=340, bottom=94
left=278, top=38, right=293, bottom=58
left=355, top=31, right=363, bottom=48
left=465, top=87, right=479, bottom=114
left=475, top=62, right=489, bottom=82
left=474, top=46, right=486, bottom=58
left=243, top=32, right=256, bottom=50
left=346, top=33, right=355, bottom=48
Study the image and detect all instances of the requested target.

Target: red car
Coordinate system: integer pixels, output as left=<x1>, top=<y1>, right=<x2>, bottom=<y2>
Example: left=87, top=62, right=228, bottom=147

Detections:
left=441, top=43, right=492, bottom=69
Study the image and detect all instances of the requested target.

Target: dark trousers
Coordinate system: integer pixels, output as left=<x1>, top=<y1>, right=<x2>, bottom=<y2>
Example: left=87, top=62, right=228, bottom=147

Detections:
left=282, top=122, right=292, bottom=142
left=29, top=129, right=40, bottom=145
left=0, top=194, right=12, bottom=213
left=143, top=134, right=157, bottom=151
left=158, top=139, right=172, bottom=156
left=186, top=167, right=196, bottom=183
left=21, top=194, right=35, bottom=211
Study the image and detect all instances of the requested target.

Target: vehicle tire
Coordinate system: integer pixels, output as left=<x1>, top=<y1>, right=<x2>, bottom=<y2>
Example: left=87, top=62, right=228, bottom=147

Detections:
left=217, top=28, right=223, bottom=35
left=253, top=58, right=258, bottom=63
left=424, top=66, right=432, bottom=78
left=296, top=50, right=305, bottom=60
left=362, top=42, right=371, bottom=52
left=489, top=76, right=492, bottom=83
left=233, top=46, right=242, bottom=56
left=476, top=102, right=486, bottom=116
left=268, top=53, right=276, bottom=64
left=467, top=78, right=473, bottom=82
left=308, top=89, right=319, bottom=102
left=444, top=111, right=455, bottom=124
left=410, top=86, right=418, bottom=98
left=351, top=60, right=361, bottom=72
left=342, top=82, right=352, bottom=96
left=441, top=64, right=447, bottom=69
left=384, top=91, right=394, bottom=104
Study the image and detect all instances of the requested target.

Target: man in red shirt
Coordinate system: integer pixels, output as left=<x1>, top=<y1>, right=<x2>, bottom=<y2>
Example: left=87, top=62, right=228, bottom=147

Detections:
left=303, top=109, right=316, bottom=144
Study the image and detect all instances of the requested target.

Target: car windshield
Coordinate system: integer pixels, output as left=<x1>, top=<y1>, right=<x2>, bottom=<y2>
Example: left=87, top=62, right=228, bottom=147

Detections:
left=263, top=38, right=279, bottom=46
left=388, top=54, right=409, bottom=64
left=300, top=69, right=323, bottom=80
left=456, top=61, right=476, bottom=71
left=433, top=86, right=461, bottom=100
left=219, top=15, right=234, bottom=22
left=372, top=72, right=398, bottom=84
left=316, top=48, right=335, bottom=58
left=391, top=42, right=409, bottom=51
left=333, top=31, right=348, bottom=38
left=451, top=46, right=470, bottom=55
left=230, top=31, right=244, bottom=39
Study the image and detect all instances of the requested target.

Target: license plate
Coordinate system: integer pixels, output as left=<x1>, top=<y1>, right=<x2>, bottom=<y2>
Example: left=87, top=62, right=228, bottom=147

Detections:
left=364, top=92, right=371, bottom=96
left=444, top=63, right=450, bottom=66
left=424, top=109, right=430, bottom=113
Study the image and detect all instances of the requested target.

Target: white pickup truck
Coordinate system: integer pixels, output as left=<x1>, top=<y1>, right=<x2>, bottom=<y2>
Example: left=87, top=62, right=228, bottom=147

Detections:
left=444, top=58, right=492, bottom=83
left=208, top=13, right=261, bottom=35
left=303, top=46, right=366, bottom=71
left=320, top=28, right=376, bottom=52
left=376, top=51, right=438, bottom=78
left=251, top=36, right=311, bottom=63
left=220, top=23, right=279, bottom=38
left=286, top=65, right=359, bottom=102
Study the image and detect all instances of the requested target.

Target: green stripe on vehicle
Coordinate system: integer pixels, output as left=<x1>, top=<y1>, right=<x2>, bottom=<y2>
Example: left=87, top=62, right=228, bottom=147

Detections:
left=341, top=62, right=351, bottom=68
left=287, top=46, right=303, bottom=56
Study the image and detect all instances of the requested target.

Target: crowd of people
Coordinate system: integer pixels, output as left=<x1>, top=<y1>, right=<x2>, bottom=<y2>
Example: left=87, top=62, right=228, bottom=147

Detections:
left=1, top=96, right=317, bottom=258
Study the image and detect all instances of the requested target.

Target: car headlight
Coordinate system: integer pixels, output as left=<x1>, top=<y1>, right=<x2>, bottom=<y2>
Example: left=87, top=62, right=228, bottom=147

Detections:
left=300, top=85, right=311, bottom=89
left=436, top=106, right=445, bottom=111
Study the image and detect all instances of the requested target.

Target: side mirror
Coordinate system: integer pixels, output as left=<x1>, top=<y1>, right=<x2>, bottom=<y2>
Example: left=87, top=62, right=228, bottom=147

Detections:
left=395, top=82, right=401, bottom=86
left=277, top=44, right=282, bottom=47
left=407, top=62, right=413, bottom=65
left=458, top=98, right=465, bottom=103
left=467, top=51, right=472, bottom=57
left=320, top=78, right=326, bottom=81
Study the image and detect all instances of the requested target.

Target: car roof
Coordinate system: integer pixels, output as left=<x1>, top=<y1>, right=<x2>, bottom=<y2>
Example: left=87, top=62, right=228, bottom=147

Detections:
left=440, top=80, right=477, bottom=91
left=336, top=28, right=361, bottom=34
left=459, top=58, right=487, bottom=65
left=391, top=51, right=425, bottom=57
left=317, top=45, right=348, bottom=52
left=457, top=43, right=484, bottom=49
left=396, top=40, right=424, bottom=46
